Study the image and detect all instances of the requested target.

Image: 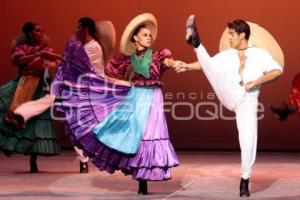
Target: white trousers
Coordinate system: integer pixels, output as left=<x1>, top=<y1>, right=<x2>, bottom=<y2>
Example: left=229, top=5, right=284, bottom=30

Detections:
left=14, top=94, right=89, bottom=163
left=235, top=94, right=258, bottom=179
left=195, top=45, right=258, bottom=179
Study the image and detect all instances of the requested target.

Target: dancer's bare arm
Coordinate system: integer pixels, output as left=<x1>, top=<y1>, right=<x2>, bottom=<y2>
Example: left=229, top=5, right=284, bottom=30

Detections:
left=162, top=58, right=187, bottom=68
left=245, top=69, right=282, bottom=91
left=175, top=61, right=201, bottom=73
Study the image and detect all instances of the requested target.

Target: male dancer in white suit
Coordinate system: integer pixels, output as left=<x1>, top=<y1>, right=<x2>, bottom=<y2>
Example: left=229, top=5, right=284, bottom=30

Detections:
left=179, top=15, right=283, bottom=197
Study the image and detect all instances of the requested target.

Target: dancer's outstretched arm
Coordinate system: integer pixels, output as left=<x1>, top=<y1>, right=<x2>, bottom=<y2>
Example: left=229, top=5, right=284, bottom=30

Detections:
left=162, top=58, right=187, bottom=68
left=186, top=62, right=201, bottom=70
left=175, top=61, right=201, bottom=73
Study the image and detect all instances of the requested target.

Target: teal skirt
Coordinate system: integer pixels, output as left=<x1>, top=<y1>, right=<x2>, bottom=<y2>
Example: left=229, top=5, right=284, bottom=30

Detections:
left=0, top=76, right=60, bottom=156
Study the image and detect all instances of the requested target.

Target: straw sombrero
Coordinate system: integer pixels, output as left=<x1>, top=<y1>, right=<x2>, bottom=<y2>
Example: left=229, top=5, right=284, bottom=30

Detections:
left=96, top=21, right=116, bottom=65
left=219, top=21, right=284, bottom=68
left=120, top=13, right=157, bottom=56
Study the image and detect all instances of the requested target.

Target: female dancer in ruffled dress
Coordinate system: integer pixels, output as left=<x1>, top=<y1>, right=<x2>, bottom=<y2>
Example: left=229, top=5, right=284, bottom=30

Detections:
left=0, top=22, right=61, bottom=172
left=53, top=13, right=181, bottom=194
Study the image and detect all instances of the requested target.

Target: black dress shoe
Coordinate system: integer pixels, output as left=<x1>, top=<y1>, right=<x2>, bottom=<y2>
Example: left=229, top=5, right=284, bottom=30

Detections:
left=138, top=180, right=148, bottom=195
left=80, top=161, right=89, bottom=173
left=270, top=103, right=296, bottom=121
left=4, top=111, right=17, bottom=126
left=4, top=111, right=26, bottom=129
left=13, top=112, right=26, bottom=129
left=30, top=154, right=38, bottom=173
left=240, top=178, right=250, bottom=197
left=186, top=15, right=201, bottom=48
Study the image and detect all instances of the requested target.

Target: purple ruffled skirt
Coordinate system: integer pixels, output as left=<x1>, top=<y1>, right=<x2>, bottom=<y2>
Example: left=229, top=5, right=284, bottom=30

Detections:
left=53, top=37, right=179, bottom=180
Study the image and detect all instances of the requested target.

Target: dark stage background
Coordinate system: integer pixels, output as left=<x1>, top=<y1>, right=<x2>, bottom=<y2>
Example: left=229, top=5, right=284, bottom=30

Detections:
left=1, top=0, right=299, bottom=150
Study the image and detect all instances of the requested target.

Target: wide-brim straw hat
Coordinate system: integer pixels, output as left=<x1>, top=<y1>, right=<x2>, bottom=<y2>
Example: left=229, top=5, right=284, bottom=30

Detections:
left=120, top=13, right=158, bottom=56
left=219, top=21, right=284, bottom=68
left=96, top=21, right=116, bottom=65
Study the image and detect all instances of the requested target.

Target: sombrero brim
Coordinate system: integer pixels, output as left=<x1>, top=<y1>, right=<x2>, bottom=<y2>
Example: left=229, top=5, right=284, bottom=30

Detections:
left=219, top=21, right=284, bottom=68
left=120, top=13, right=157, bottom=56
left=96, top=21, right=116, bottom=65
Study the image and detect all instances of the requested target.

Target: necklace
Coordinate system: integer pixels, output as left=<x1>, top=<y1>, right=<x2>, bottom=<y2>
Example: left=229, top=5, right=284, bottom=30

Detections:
left=237, top=46, right=253, bottom=51
left=131, top=48, right=152, bottom=78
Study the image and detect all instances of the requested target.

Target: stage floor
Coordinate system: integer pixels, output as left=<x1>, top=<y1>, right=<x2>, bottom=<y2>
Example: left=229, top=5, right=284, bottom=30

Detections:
left=0, top=151, right=300, bottom=200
